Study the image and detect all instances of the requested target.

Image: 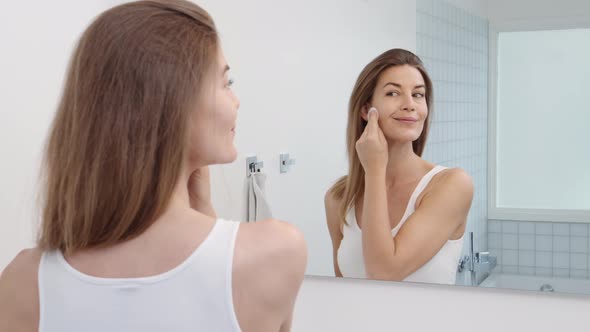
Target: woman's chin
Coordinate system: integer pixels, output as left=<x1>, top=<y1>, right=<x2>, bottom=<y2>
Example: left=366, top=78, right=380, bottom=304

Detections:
left=220, top=147, right=238, bottom=164
left=384, top=133, right=422, bottom=144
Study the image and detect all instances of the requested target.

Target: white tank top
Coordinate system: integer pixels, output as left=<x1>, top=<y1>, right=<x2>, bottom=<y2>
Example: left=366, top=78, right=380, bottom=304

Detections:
left=337, top=165, right=464, bottom=285
left=38, top=219, right=242, bottom=332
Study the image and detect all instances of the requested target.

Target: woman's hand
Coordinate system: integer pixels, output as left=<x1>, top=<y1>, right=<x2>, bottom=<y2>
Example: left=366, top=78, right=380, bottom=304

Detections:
left=188, top=166, right=216, bottom=217
left=355, top=108, right=388, bottom=176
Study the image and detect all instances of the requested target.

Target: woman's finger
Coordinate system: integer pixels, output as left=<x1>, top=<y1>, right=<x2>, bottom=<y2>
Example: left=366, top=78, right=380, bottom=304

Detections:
left=366, top=107, right=379, bottom=136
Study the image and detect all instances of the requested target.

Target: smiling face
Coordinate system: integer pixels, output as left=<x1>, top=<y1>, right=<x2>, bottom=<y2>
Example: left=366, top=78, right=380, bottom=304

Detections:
left=362, top=64, right=429, bottom=144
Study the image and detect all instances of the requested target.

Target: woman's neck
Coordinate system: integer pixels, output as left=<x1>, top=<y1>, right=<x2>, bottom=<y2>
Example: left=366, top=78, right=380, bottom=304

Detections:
left=384, top=141, right=428, bottom=188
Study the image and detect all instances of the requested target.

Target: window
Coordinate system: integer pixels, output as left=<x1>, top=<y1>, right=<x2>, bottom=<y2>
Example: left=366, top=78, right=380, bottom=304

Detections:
left=489, top=27, right=590, bottom=222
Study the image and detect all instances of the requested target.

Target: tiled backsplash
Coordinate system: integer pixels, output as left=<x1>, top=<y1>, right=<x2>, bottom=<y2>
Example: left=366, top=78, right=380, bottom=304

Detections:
left=488, top=220, right=590, bottom=279
left=416, top=0, right=489, bottom=263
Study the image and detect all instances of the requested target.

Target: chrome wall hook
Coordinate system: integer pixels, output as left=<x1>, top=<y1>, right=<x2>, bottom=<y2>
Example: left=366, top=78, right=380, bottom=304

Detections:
left=246, top=156, right=264, bottom=176
left=279, top=153, right=296, bottom=173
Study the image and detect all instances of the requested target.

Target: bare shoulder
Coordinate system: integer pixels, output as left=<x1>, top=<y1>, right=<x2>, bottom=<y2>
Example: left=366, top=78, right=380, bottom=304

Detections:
left=0, top=248, right=43, bottom=296
left=236, top=219, right=307, bottom=280
left=431, top=167, right=474, bottom=200
left=324, top=189, right=344, bottom=231
left=232, top=219, right=307, bottom=331
left=236, top=219, right=308, bottom=291
left=324, top=188, right=338, bottom=208
left=416, top=167, right=474, bottom=217
left=0, top=248, right=43, bottom=332
left=324, top=189, right=338, bottom=216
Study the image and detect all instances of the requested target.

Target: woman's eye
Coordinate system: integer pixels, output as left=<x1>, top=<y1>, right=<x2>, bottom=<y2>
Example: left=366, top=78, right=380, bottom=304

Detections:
left=386, top=91, right=399, bottom=97
left=226, top=78, right=234, bottom=87
left=413, top=92, right=425, bottom=98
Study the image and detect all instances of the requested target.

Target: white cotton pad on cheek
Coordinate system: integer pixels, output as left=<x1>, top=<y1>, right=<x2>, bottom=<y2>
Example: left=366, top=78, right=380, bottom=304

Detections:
left=368, top=107, right=379, bottom=121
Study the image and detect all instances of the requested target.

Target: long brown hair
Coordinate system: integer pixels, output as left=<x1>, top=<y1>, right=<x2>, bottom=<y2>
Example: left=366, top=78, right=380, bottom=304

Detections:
left=37, top=0, right=219, bottom=254
left=329, top=49, right=434, bottom=226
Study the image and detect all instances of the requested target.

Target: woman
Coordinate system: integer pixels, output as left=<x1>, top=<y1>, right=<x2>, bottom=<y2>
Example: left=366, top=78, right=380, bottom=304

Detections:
left=0, top=1, right=307, bottom=331
left=325, top=48, right=473, bottom=285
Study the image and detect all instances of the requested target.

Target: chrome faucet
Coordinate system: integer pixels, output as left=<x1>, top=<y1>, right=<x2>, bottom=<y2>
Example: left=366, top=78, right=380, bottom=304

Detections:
left=458, top=232, right=497, bottom=286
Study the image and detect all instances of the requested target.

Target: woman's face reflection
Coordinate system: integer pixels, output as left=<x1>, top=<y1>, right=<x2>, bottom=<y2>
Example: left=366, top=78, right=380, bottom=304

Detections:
left=365, top=65, right=429, bottom=144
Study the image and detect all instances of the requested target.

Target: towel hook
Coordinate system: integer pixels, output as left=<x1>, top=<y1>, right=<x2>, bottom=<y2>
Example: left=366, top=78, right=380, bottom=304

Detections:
left=279, top=153, right=296, bottom=173
left=246, top=156, right=264, bottom=176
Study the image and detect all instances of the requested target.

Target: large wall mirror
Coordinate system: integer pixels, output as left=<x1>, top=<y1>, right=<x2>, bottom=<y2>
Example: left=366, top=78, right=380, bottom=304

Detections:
left=206, top=0, right=590, bottom=295
left=1, top=0, right=589, bottom=298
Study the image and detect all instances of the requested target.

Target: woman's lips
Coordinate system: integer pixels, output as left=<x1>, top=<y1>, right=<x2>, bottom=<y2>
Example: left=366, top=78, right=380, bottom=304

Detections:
left=394, top=117, right=417, bottom=123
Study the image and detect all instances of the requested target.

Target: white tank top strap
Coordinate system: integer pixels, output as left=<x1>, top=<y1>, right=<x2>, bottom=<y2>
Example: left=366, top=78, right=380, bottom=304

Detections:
left=344, top=205, right=359, bottom=231
left=400, top=165, right=449, bottom=224
left=344, top=165, right=449, bottom=233
left=408, top=165, right=448, bottom=205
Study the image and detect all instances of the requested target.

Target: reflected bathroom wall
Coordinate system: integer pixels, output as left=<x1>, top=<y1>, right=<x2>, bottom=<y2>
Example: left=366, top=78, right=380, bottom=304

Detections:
left=416, top=0, right=489, bottom=284
left=488, top=221, right=590, bottom=279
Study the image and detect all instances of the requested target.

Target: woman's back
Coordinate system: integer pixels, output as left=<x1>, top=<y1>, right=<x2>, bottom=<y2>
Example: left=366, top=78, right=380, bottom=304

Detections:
left=0, top=209, right=307, bottom=332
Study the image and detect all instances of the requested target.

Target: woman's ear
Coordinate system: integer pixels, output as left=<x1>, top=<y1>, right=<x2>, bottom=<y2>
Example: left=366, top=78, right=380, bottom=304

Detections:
left=361, top=104, right=370, bottom=122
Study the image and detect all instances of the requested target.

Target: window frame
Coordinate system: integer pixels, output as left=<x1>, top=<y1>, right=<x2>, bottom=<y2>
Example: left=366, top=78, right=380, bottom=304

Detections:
left=487, top=18, right=590, bottom=223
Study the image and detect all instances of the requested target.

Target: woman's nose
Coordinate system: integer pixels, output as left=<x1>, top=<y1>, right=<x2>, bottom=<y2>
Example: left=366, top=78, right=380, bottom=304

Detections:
left=400, top=93, right=415, bottom=111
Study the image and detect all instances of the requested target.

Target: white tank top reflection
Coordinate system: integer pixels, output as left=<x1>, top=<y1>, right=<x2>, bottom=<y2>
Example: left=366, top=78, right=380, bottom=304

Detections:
left=38, top=219, right=242, bottom=332
left=337, top=165, right=464, bottom=285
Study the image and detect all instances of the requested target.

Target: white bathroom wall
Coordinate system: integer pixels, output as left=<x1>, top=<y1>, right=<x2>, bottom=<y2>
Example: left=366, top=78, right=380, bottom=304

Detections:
left=0, top=0, right=121, bottom=269
left=196, top=0, right=416, bottom=277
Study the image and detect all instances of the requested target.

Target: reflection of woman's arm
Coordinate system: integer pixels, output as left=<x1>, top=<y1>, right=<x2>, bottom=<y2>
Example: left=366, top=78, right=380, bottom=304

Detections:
left=324, top=191, right=343, bottom=277
left=356, top=109, right=400, bottom=279
left=361, top=172, right=395, bottom=279
left=362, top=169, right=473, bottom=280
